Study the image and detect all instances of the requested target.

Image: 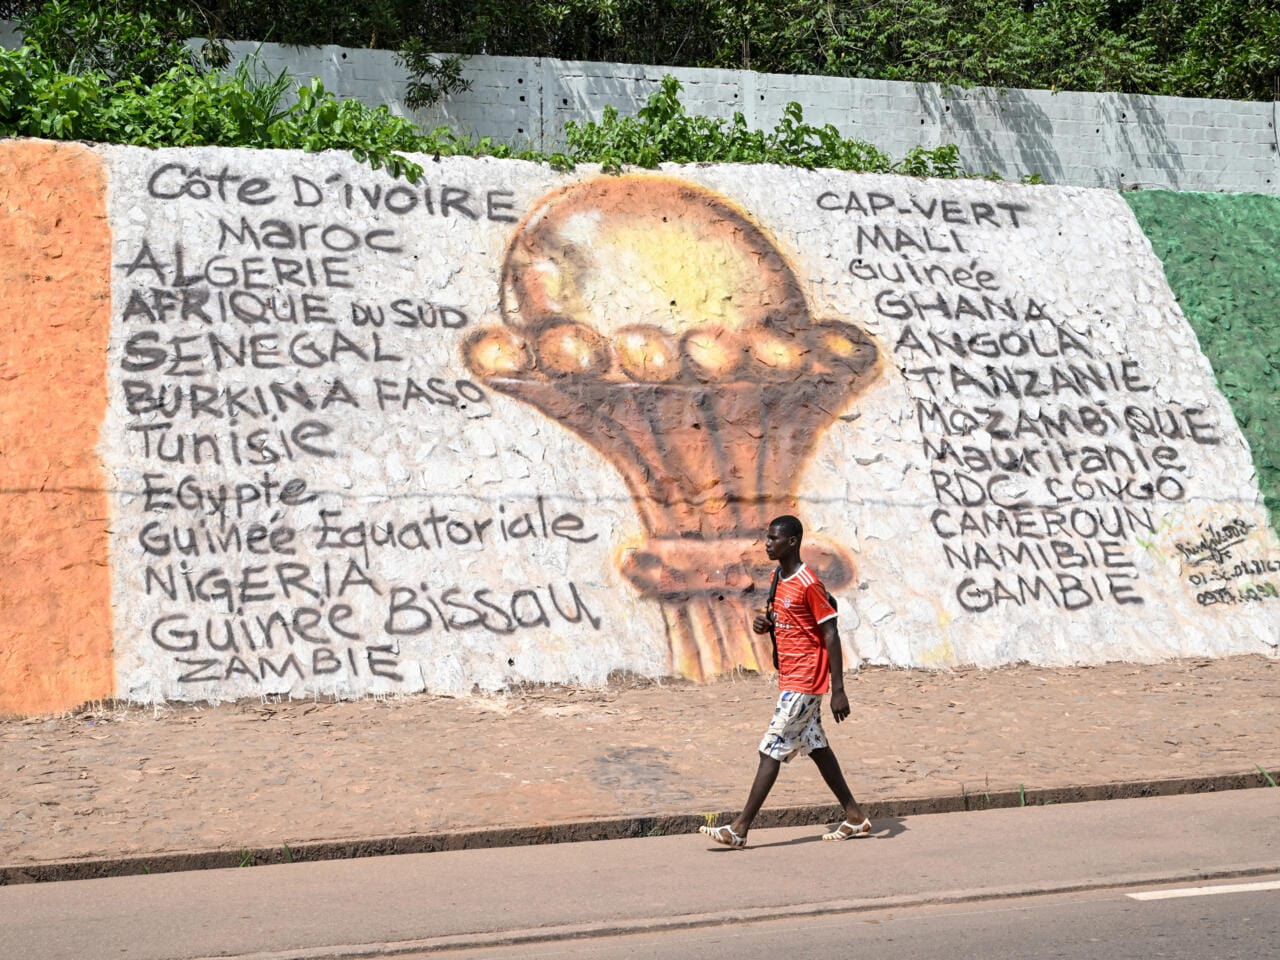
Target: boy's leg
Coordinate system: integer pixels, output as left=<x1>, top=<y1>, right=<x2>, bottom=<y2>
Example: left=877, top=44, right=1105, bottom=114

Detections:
left=809, top=746, right=866, bottom=824
left=718, top=692, right=820, bottom=839
left=730, top=752, right=781, bottom=836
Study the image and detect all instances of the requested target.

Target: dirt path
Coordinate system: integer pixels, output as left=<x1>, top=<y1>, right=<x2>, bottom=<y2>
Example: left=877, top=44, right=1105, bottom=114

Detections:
left=2, top=655, right=1277, bottom=867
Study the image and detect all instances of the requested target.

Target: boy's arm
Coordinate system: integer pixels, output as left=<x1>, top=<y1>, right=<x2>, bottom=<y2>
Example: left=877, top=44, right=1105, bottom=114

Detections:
left=818, top=618, right=850, bottom=722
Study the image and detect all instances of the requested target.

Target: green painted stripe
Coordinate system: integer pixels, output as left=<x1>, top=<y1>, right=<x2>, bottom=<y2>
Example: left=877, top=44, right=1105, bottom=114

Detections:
left=1126, top=190, right=1280, bottom=531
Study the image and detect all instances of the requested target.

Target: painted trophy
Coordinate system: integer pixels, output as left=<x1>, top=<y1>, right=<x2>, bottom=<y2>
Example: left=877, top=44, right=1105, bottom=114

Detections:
left=465, top=174, right=881, bottom=679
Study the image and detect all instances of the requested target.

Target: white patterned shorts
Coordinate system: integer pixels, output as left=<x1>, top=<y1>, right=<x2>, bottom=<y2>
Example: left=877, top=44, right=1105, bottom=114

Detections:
left=758, top=691, right=828, bottom=762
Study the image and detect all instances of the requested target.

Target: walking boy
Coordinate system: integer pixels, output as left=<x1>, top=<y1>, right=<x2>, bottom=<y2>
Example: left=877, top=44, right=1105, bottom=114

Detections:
left=700, top=515, right=869, bottom=848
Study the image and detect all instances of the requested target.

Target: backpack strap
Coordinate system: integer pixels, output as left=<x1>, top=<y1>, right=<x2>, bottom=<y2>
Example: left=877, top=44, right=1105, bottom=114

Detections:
left=766, top=566, right=781, bottom=670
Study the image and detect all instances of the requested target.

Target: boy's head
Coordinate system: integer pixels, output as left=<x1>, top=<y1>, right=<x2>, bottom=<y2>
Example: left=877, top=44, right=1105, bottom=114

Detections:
left=765, top=515, right=803, bottom=560
left=769, top=515, right=803, bottom=541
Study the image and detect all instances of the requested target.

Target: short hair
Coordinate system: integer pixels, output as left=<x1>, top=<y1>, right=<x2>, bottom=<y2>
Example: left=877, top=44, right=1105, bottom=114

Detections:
left=769, top=515, right=803, bottom=541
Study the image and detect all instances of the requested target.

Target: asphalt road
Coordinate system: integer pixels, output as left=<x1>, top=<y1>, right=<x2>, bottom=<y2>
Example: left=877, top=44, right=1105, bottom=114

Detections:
left=1, top=790, right=1277, bottom=960
left=434, top=880, right=1280, bottom=960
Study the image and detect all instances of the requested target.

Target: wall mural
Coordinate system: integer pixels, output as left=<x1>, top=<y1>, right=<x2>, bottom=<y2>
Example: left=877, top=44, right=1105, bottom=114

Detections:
left=1, top=140, right=1277, bottom=714
left=466, top=177, right=881, bottom=678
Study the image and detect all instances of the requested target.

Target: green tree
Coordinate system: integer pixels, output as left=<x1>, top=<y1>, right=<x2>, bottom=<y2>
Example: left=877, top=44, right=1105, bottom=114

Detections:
left=4, top=0, right=226, bottom=80
left=5, top=2, right=1278, bottom=101
left=1136, top=0, right=1280, bottom=100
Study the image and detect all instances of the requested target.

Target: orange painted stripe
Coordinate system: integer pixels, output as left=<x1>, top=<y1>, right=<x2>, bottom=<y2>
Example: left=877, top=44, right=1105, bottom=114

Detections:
left=0, top=140, right=114, bottom=716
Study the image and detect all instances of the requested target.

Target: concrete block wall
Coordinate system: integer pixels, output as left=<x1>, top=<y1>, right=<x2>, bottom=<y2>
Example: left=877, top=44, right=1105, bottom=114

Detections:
left=3, top=23, right=1275, bottom=193
left=210, top=40, right=1280, bottom=195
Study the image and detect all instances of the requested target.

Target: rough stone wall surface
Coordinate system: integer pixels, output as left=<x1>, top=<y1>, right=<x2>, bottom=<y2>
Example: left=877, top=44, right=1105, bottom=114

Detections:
left=1125, top=191, right=1280, bottom=531
left=96, top=146, right=1279, bottom=708
left=209, top=41, right=1280, bottom=195
left=1, top=140, right=1279, bottom=717
left=0, top=141, right=114, bottom=716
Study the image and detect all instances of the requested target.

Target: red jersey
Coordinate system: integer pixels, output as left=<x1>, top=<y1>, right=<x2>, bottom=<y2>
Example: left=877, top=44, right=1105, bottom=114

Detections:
left=771, top=564, right=838, bottom=694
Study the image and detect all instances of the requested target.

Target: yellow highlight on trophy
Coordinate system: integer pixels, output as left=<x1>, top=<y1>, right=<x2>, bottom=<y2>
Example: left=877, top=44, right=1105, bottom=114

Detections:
left=466, top=328, right=532, bottom=378
left=615, top=325, right=682, bottom=383
left=502, top=176, right=809, bottom=339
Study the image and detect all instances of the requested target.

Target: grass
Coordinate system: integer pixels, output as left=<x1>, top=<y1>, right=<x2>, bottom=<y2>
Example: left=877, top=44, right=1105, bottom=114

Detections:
left=964, top=778, right=994, bottom=811
left=236, top=844, right=303, bottom=867
left=1258, top=765, right=1278, bottom=788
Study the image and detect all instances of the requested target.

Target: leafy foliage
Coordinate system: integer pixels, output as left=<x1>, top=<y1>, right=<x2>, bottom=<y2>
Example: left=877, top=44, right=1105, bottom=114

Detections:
left=3, top=1, right=1278, bottom=108
left=1134, top=0, right=1280, bottom=101
left=6, top=1, right=1272, bottom=102
left=564, top=75, right=963, bottom=177
left=0, top=6, right=974, bottom=183
left=0, top=45, right=433, bottom=179
left=6, top=0, right=226, bottom=80
left=398, top=39, right=469, bottom=111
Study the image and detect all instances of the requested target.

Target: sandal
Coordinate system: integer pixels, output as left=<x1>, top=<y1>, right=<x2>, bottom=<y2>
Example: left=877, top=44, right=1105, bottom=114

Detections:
left=699, top=824, right=747, bottom=848
left=822, top=818, right=871, bottom=841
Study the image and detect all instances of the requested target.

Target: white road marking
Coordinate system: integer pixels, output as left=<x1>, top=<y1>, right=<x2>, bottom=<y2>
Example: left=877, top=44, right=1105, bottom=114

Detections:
left=1127, top=879, right=1280, bottom=901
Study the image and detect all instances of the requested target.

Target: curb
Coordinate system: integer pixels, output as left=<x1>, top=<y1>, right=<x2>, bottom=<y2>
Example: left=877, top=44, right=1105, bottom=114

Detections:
left=196, top=861, right=1280, bottom=960
left=2, top=769, right=1275, bottom=885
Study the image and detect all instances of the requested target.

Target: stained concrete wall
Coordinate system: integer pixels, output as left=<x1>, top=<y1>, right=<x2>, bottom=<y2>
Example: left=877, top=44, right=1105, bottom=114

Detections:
left=1, top=139, right=1277, bottom=716
left=212, top=41, right=1280, bottom=195
left=3, top=22, right=1276, bottom=193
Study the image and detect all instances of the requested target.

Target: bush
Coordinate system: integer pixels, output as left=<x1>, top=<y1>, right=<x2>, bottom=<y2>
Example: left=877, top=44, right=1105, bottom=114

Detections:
left=566, top=76, right=965, bottom=176
left=0, top=43, right=973, bottom=181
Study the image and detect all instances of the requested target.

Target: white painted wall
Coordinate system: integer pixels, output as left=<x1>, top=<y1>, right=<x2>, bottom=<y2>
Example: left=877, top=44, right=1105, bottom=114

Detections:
left=100, top=146, right=1280, bottom=703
